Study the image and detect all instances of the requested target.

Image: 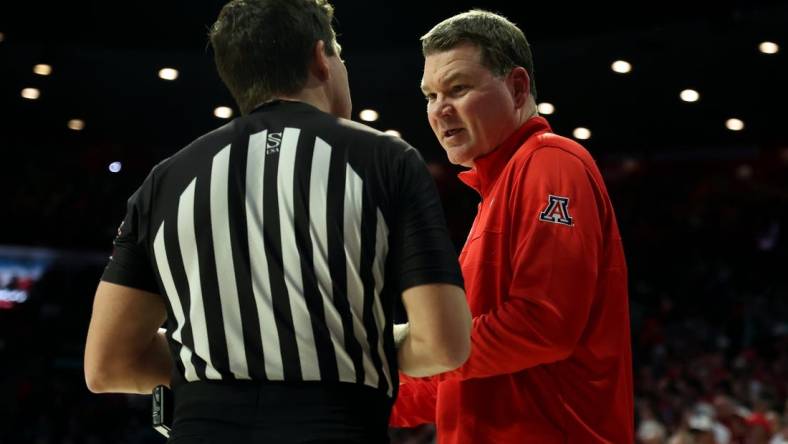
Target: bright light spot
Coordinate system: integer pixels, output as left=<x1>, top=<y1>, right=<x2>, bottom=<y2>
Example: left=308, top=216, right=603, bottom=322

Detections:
left=21, top=88, right=40, bottom=100
left=725, top=118, right=744, bottom=131
left=109, top=161, right=122, bottom=173
left=158, top=67, right=179, bottom=81
left=384, top=129, right=401, bottom=137
left=611, top=60, right=632, bottom=74
left=67, top=119, right=85, bottom=131
left=680, top=89, right=700, bottom=102
left=759, top=41, right=779, bottom=54
left=537, top=102, right=555, bottom=115
left=214, top=106, right=233, bottom=119
left=33, top=64, right=52, bottom=76
left=359, top=109, right=379, bottom=122
left=573, top=127, right=591, bottom=140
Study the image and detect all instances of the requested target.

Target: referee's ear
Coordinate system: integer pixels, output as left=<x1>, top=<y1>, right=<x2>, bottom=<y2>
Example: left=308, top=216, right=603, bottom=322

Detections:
left=311, top=40, right=331, bottom=82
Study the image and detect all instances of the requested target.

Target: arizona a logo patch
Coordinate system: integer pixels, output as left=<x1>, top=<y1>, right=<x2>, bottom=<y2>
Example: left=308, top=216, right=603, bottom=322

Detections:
left=539, top=195, right=573, bottom=226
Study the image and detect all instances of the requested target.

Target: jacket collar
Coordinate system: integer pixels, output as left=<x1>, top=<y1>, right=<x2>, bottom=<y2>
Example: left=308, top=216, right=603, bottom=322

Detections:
left=458, top=116, right=552, bottom=196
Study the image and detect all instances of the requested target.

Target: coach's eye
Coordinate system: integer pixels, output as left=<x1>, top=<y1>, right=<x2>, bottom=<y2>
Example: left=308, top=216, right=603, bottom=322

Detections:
left=450, top=85, right=469, bottom=96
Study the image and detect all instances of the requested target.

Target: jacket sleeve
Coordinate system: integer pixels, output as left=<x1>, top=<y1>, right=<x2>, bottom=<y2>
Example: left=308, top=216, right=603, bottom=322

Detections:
left=390, top=376, right=438, bottom=427
left=442, top=147, right=605, bottom=381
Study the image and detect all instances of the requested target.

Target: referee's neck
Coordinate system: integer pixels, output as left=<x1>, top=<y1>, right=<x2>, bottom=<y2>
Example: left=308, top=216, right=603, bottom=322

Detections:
left=275, top=86, right=332, bottom=116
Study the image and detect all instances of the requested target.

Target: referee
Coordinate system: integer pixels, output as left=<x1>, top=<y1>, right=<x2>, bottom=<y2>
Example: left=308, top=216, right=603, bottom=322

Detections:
left=84, top=1, right=471, bottom=443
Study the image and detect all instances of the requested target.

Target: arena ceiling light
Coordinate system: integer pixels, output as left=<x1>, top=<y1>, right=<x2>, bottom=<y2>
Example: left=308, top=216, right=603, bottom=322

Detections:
left=573, top=127, right=591, bottom=140
left=758, top=41, right=779, bottom=54
left=68, top=119, right=85, bottom=131
left=725, top=118, right=744, bottom=131
left=537, top=102, right=555, bottom=115
left=611, top=60, right=632, bottom=74
left=108, top=161, right=122, bottom=173
left=21, top=88, right=40, bottom=100
left=359, top=109, right=379, bottom=122
left=384, top=129, right=401, bottom=137
left=33, top=64, right=52, bottom=76
left=214, top=106, right=233, bottom=119
left=158, top=67, right=179, bottom=81
left=679, top=89, right=700, bottom=103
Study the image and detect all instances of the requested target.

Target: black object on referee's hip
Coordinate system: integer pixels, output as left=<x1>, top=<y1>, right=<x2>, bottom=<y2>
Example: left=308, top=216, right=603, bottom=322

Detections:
left=152, top=385, right=173, bottom=438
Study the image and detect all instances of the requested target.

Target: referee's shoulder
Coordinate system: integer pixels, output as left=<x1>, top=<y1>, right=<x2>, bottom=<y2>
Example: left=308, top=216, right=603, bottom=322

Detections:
left=152, top=120, right=237, bottom=174
left=332, top=117, right=414, bottom=155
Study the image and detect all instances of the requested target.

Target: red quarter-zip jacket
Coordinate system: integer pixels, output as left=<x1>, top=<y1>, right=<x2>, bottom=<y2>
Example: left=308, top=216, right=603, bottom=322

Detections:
left=391, top=117, right=634, bottom=443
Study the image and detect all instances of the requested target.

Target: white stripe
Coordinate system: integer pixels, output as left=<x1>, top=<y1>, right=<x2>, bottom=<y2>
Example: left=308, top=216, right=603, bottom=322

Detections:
left=153, top=223, right=198, bottom=381
left=278, top=127, right=321, bottom=380
left=178, top=179, right=222, bottom=380
left=210, top=145, right=250, bottom=379
left=310, top=137, right=355, bottom=382
left=372, top=209, right=393, bottom=396
left=245, top=130, right=285, bottom=380
left=344, top=166, right=378, bottom=387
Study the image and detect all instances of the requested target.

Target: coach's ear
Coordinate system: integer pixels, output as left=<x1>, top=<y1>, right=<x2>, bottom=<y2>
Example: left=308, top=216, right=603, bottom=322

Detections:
left=311, top=40, right=331, bottom=82
left=507, top=66, right=530, bottom=109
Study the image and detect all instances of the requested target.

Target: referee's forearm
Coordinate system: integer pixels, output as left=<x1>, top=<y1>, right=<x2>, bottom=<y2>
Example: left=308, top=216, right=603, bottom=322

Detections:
left=397, top=332, right=465, bottom=377
left=88, top=330, right=172, bottom=394
left=130, top=330, right=173, bottom=393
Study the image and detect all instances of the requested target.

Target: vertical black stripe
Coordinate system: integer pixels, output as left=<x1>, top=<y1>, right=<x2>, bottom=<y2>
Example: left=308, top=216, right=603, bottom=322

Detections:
left=293, top=134, right=339, bottom=381
left=359, top=189, right=387, bottom=392
left=194, top=160, right=232, bottom=377
left=161, top=298, right=185, bottom=379
left=168, top=340, right=188, bottom=384
left=161, top=286, right=188, bottom=382
left=326, top=146, right=365, bottom=383
left=164, top=211, right=207, bottom=379
left=228, top=136, right=267, bottom=380
left=263, top=139, right=302, bottom=381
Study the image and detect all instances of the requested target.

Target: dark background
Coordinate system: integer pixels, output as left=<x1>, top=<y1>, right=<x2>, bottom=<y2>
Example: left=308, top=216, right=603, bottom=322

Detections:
left=1, top=1, right=787, bottom=443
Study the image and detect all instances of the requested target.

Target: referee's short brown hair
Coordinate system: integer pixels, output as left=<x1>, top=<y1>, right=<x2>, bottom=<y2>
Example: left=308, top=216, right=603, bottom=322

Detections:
left=209, top=0, right=337, bottom=114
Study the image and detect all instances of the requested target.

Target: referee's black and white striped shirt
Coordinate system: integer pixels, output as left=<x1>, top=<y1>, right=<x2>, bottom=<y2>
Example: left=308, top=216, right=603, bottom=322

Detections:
left=102, top=100, right=463, bottom=398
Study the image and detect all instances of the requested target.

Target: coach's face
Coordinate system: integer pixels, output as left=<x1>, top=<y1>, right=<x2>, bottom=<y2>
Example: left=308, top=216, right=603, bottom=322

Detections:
left=421, top=43, right=522, bottom=168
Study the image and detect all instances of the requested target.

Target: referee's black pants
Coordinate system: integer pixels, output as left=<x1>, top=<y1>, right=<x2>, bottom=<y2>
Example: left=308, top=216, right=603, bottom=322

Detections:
left=169, top=380, right=392, bottom=444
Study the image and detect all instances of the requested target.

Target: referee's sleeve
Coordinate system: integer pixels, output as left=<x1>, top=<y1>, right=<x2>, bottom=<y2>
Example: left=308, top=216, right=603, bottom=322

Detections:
left=101, top=177, right=160, bottom=294
left=393, top=147, right=464, bottom=292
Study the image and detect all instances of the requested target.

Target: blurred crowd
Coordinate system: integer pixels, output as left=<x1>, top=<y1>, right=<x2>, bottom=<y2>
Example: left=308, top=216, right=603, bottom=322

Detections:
left=624, top=148, right=788, bottom=444
left=1, top=145, right=787, bottom=444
